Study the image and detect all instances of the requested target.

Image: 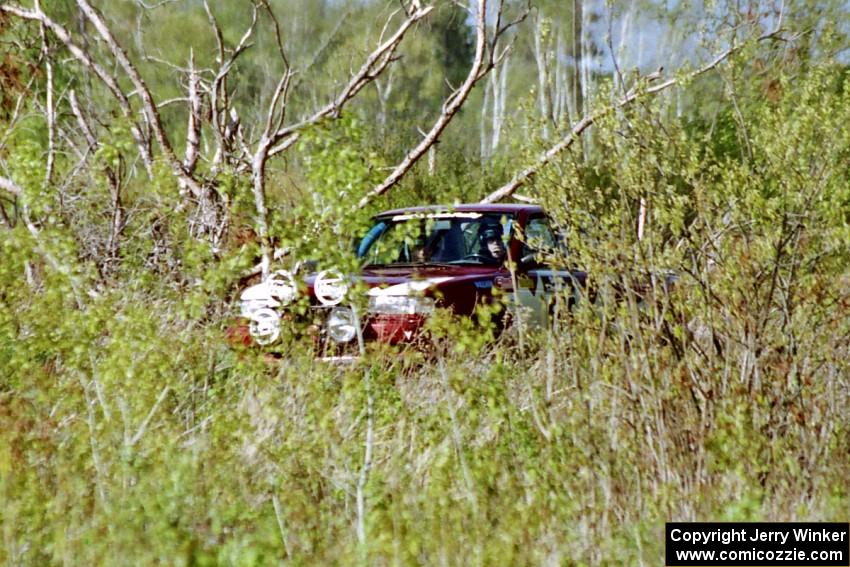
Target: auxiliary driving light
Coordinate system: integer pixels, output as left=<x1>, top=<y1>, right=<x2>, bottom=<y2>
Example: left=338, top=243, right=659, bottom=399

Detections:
left=248, top=308, right=281, bottom=345
left=314, top=269, right=348, bottom=306
left=326, top=306, right=357, bottom=343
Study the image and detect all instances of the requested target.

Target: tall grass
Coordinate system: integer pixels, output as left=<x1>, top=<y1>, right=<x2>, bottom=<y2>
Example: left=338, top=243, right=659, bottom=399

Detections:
left=2, top=269, right=848, bottom=565
left=2, top=63, right=849, bottom=566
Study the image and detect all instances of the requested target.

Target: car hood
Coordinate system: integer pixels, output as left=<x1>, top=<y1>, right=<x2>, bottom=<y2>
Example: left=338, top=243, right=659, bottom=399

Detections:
left=296, top=264, right=506, bottom=311
left=304, top=264, right=502, bottom=299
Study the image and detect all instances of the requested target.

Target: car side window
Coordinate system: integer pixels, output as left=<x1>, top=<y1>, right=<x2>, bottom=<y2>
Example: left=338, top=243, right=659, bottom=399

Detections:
left=461, top=215, right=511, bottom=255
left=461, top=221, right=479, bottom=253
left=521, top=216, right=557, bottom=262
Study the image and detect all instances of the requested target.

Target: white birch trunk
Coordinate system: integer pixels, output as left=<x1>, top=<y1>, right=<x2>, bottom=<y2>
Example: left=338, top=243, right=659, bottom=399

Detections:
left=554, top=31, right=568, bottom=125
left=571, top=0, right=582, bottom=122
left=533, top=15, right=551, bottom=139
left=616, top=0, right=635, bottom=95
left=492, top=55, right=508, bottom=153
left=580, top=0, right=593, bottom=160
left=480, top=71, right=492, bottom=161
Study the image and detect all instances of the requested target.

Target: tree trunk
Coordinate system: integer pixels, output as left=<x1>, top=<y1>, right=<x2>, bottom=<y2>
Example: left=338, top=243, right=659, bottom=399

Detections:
left=533, top=14, right=551, bottom=139
left=251, top=146, right=272, bottom=279
left=580, top=0, right=594, bottom=160
left=480, top=71, right=491, bottom=160
left=571, top=0, right=584, bottom=121
left=492, top=54, right=508, bottom=153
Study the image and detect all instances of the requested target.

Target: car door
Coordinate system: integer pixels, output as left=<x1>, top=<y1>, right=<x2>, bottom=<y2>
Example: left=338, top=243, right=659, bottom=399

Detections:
left=517, top=215, right=581, bottom=326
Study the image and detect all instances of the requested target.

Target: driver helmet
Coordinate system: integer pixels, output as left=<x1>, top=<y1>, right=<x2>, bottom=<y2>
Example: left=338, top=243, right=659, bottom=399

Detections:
left=479, top=223, right=503, bottom=245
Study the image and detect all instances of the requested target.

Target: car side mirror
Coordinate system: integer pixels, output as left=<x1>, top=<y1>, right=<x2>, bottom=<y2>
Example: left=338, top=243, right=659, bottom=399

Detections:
left=520, top=252, right=537, bottom=265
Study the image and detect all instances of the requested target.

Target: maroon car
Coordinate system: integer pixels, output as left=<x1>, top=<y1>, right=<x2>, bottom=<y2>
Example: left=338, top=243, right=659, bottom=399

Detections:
left=234, top=204, right=586, bottom=357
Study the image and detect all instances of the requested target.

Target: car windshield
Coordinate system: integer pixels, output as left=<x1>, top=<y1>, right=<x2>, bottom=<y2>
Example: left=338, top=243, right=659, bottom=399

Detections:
left=357, top=213, right=514, bottom=266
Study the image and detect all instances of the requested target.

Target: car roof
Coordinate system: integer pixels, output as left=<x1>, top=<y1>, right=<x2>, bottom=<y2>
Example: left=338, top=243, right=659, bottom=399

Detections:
left=375, top=203, right=543, bottom=218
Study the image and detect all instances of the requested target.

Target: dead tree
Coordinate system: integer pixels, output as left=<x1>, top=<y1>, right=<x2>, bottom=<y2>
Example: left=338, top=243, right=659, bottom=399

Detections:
left=358, top=0, right=528, bottom=208
left=0, top=0, right=433, bottom=278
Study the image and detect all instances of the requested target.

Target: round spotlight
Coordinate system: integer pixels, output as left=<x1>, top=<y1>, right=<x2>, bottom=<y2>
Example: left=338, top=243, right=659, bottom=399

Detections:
left=327, top=306, right=357, bottom=343
left=248, top=308, right=281, bottom=345
left=266, top=270, right=297, bottom=304
left=315, top=269, right=348, bottom=306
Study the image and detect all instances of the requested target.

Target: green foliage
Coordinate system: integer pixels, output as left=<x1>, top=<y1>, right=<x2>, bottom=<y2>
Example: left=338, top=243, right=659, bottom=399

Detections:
left=2, top=2, right=850, bottom=564
left=272, top=114, right=387, bottom=274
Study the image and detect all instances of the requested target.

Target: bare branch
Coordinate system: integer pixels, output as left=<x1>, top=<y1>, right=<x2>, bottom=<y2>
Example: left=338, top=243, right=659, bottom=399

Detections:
left=128, top=385, right=171, bottom=447
left=203, top=0, right=225, bottom=64
left=480, top=28, right=783, bottom=203
left=52, top=115, right=89, bottom=161
left=141, top=54, right=198, bottom=73
left=238, top=3, right=431, bottom=277
left=205, top=1, right=259, bottom=173
left=490, top=0, right=504, bottom=64
left=263, top=71, right=294, bottom=142
left=358, top=0, right=520, bottom=208
left=0, top=176, right=23, bottom=198
left=156, top=96, right=192, bottom=108
left=74, top=0, right=204, bottom=196
left=0, top=2, right=155, bottom=175
left=56, top=143, right=95, bottom=194
left=69, top=90, right=98, bottom=149
left=202, top=0, right=226, bottom=170
left=378, top=7, right=404, bottom=44
left=37, top=0, right=56, bottom=189
left=184, top=49, right=202, bottom=175
left=240, top=247, right=290, bottom=279
left=267, top=5, right=433, bottom=159
left=257, top=4, right=294, bottom=139
left=261, top=0, right=290, bottom=69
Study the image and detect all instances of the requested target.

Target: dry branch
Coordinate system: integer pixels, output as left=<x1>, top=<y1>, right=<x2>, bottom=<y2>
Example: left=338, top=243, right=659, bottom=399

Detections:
left=0, top=2, right=155, bottom=175
left=358, top=0, right=526, bottom=209
left=73, top=0, right=204, bottom=198
left=205, top=0, right=259, bottom=174
left=37, top=0, right=56, bottom=190
left=248, top=4, right=432, bottom=277
left=266, top=5, right=433, bottom=159
left=357, top=0, right=490, bottom=208
left=184, top=50, right=202, bottom=175
left=0, top=176, right=23, bottom=198
left=69, top=90, right=98, bottom=149
left=480, top=29, right=782, bottom=203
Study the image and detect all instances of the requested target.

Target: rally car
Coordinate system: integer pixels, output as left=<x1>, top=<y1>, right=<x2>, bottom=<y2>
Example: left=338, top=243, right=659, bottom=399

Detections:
left=231, top=204, right=587, bottom=357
